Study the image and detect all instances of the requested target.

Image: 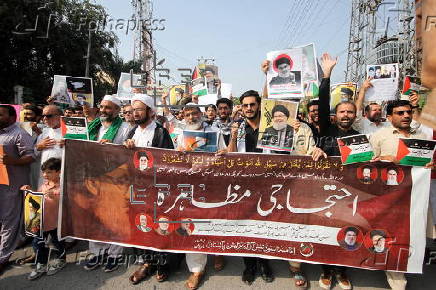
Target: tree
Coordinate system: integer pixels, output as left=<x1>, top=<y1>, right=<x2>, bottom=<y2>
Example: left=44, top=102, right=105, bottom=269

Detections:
left=0, top=0, right=132, bottom=105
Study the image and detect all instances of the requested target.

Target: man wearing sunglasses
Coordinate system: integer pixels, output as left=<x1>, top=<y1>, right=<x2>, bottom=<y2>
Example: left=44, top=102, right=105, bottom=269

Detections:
left=35, top=105, right=63, bottom=185
left=369, top=99, right=432, bottom=290
left=227, top=90, right=275, bottom=285
left=370, top=100, right=431, bottom=164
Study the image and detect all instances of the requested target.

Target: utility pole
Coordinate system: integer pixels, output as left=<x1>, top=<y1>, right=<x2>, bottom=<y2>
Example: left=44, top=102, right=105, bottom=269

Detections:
left=345, top=0, right=416, bottom=85
left=84, top=29, right=92, bottom=77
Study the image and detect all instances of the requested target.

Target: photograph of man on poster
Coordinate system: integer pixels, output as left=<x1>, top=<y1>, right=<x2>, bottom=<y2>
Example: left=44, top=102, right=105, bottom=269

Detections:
left=269, top=55, right=299, bottom=86
left=339, top=227, right=361, bottom=251
left=136, top=214, right=152, bottom=233
left=25, top=196, right=41, bottom=236
left=176, top=219, right=194, bottom=237
left=260, top=104, right=294, bottom=149
left=369, top=230, right=388, bottom=253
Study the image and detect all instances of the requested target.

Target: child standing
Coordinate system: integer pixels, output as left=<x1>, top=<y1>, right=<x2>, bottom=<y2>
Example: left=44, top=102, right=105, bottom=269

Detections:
left=22, top=157, right=66, bottom=280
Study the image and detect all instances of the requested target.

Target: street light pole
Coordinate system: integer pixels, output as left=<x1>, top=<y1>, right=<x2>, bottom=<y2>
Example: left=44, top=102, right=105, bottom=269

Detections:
left=84, top=29, right=92, bottom=77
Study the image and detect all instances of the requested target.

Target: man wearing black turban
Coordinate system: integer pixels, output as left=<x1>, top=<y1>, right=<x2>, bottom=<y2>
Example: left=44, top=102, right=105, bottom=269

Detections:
left=260, top=104, right=294, bottom=149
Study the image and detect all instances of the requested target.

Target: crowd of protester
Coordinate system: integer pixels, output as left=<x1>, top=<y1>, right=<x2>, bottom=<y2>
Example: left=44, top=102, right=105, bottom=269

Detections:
left=0, top=52, right=435, bottom=290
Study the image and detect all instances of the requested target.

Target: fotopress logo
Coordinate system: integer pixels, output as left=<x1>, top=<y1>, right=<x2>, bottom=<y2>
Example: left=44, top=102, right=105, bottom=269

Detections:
left=77, top=15, right=166, bottom=35
left=12, top=1, right=166, bottom=38
left=425, top=16, right=436, bottom=31
left=12, top=0, right=58, bottom=39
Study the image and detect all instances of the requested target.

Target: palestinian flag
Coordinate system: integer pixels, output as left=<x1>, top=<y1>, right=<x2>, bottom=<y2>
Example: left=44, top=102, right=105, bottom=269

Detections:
left=191, top=77, right=208, bottom=96
left=402, top=76, right=421, bottom=95
left=337, top=134, right=374, bottom=165
left=396, top=138, right=436, bottom=166
left=61, top=117, right=89, bottom=140
left=305, top=81, right=319, bottom=97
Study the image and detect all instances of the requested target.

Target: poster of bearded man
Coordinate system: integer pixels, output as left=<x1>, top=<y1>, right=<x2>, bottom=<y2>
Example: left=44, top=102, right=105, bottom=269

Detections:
left=257, top=99, right=299, bottom=152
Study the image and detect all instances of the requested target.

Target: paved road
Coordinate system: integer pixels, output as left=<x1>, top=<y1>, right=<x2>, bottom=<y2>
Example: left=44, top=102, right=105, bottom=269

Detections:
left=1, top=241, right=436, bottom=290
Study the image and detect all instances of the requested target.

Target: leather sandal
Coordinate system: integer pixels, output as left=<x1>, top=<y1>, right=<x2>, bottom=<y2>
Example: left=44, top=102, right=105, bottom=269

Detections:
left=156, top=267, right=169, bottom=282
left=129, top=264, right=151, bottom=285
left=185, top=271, right=204, bottom=290
left=319, top=273, right=333, bottom=290
left=289, top=266, right=308, bottom=289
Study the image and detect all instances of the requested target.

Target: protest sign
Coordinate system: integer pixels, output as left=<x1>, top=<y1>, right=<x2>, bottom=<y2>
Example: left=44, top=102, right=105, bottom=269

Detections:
left=61, top=140, right=431, bottom=273
left=365, top=64, right=399, bottom=102
left=0, top=145, right=9, bottom=186
left=258, top=99, right=299, bottom=152
left=396, top=138, right=436, bottom=167
left=330, top=83, right=357, bottom=110
left=300, top=43, right=319, bottom=97
left=117, top=72, right=143, bottom=101
left=24, top=190, right=44, bottom=238
left=52, top=75, right=74, bottom=105
left=266, top=48, right=303, bottom=99
left=61, top=117, right=88, bottom=140
left=181, top=130, right=218, bottom=152
left=65, top=77, right=94, bottom=107
left=337, top=134, right=374, bottom=165
left=220, top=83, right=232, bottom=99
left=169, top=85, right=186, bottom=105
left=192, top=77, right=208, bottom=96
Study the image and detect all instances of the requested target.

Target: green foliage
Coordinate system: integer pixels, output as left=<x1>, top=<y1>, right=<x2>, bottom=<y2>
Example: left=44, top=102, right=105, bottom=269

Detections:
left=0, top=0, right=135, bottom=105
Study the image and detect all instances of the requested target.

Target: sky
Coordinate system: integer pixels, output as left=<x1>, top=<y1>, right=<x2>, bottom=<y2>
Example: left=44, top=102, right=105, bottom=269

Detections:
left=101, top=0, right=352, bottom=97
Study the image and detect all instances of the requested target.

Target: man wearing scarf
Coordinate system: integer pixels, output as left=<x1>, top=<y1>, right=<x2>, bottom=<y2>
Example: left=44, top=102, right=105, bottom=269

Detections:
left=84, top=95, right=131, bottom=272
left=87, top=95, right=131, bottom=144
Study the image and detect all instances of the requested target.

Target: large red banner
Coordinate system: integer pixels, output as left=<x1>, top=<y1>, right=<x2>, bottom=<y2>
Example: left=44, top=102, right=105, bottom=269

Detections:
left=60, top=140, right=431, bottom=273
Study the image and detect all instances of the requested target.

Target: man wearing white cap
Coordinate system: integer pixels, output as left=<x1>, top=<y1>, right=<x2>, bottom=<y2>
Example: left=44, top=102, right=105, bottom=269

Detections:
left=84, top=95, right=131, bottom=272
left=124, top=94, right=178, bottom=285
left=87, top=95, right=131, bottom=144
left=124, top=94, right=173, bottom=149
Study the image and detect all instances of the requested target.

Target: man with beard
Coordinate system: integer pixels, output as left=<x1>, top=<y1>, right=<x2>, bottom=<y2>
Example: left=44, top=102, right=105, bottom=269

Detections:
left=212, top=98, right=233, bottom=146
left=340, top=227, right=360, bottom=251
left=84, top=95, right=131, bottom=273
left=0, top=105, right=35, bottom=275
left=311, top=53, right=355, bottom=290
left=306, top=100, right=320, bottom=137
left=228, top=87, right=317, bottom=287
left=360, top=166, right=374, bottom=184
left=22, top=104, right=43, bottom=135
left=386, top=168, right=399, bottom=185
left=176, top=103, right=226, bottom=151
left=227, top=90, right=275, bottom=285
left=21, top=104, right=43, bottom=189
left=369, top=100, right=433, bottom=290
left=260, top=104, right=293, bottom=149
left=124, top=94, right=177, bottom=284
left=369, top=230, right=387, bottom=253
left=370, top=100, right=431, bottom=164
left=354, top=77, right=389, bottom=135
left=25, top=197, right=41, bottom=235
left=175, top=103, right=226, bottom=289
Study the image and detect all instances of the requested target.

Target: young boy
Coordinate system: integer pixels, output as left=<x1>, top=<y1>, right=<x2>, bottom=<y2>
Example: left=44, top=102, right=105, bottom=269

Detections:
left=22, top=158, right=66, bottom=280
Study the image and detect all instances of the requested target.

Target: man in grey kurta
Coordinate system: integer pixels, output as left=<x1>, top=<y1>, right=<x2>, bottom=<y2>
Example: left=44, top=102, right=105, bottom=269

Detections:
left=0, top=105, right=35, bottom=274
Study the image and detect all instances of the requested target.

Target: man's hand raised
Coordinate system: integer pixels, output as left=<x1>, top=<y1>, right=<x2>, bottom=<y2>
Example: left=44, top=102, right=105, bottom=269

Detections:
left=320, top=53, right=338, bottom=78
